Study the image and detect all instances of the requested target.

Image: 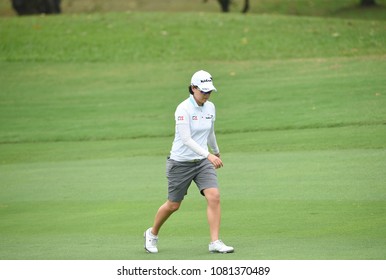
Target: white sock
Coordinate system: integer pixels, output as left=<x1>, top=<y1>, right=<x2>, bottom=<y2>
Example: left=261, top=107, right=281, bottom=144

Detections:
left=149, top=228, right=158, bottom=238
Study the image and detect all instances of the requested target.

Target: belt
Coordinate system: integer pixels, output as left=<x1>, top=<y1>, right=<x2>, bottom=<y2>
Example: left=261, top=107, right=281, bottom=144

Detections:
left=187, top=159, right=203, bottom=163
left=167, top=156, right=203, bottom=163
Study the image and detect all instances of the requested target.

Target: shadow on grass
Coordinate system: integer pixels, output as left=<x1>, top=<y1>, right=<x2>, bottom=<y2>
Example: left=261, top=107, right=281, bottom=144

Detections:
left=331, top=3, right=386, bottom=20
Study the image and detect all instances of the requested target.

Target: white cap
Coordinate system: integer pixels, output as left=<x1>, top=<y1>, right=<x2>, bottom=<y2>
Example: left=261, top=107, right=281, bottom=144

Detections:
left=191, top=70, right=217, bottom=92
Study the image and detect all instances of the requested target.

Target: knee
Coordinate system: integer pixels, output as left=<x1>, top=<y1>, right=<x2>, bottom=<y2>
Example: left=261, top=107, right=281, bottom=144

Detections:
left=211, top=193, right=220, bottom=205
left=205, top=188, right=220, bottom=204
left=166, top=201, right=181, bottom=212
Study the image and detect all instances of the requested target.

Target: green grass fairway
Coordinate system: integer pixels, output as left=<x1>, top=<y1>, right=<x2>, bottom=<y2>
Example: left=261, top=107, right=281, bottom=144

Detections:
left=2, top=0, right=386, bottom=20
left=0, top=10, right=386, bottom=260
left=1, top=149, right=385, bottom=260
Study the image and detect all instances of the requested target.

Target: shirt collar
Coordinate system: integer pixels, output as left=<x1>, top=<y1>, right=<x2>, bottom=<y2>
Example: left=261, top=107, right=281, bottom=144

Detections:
left=189, top=95, right=203, bottom=108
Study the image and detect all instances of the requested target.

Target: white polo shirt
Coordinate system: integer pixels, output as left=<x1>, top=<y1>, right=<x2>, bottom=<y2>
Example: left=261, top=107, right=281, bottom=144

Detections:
left=170, top=95, right=219, bottom=162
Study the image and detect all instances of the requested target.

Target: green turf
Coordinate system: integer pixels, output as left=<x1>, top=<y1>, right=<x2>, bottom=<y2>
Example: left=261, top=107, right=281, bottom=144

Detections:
left=1, top=0, right=386, bottom=20
left=1, top=150, right=385, bottom=260
left=1, top=13, right=385, bottom=63
left=0, top=10, right=385, bottom=260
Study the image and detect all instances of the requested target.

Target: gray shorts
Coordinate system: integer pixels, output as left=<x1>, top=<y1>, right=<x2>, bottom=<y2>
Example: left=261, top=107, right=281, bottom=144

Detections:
left=166, top=157, right=218, bottom=202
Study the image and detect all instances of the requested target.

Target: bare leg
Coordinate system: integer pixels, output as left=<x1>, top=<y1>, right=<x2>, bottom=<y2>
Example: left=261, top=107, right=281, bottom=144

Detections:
left=151, top=200, right=181, bottom=236
left=203, top=188, right=221, bottom=242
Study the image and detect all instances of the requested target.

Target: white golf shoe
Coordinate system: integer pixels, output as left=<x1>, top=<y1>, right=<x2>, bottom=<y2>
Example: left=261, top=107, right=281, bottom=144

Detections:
left=209, top=240, right=234, bottom=253
left=144, top=228, right=158, bottom=253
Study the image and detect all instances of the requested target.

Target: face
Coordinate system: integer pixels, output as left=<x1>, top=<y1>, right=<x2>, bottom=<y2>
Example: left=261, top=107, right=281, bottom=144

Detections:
left=192, top=86, right=212, bottom=106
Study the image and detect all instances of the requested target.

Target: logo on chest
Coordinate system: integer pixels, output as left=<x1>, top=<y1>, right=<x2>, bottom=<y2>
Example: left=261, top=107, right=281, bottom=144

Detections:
left=192, top=114, right=213, bottom=121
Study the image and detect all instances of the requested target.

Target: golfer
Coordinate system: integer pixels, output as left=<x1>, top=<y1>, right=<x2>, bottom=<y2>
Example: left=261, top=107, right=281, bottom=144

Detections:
left=144, top=70, right=234, bottom=254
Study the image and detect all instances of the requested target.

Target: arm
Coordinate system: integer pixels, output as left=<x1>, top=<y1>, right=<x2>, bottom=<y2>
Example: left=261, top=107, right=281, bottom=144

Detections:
left=207, top=123, right=223, bottom=168
left=177, top=123, right=223, bottom=169
left=207, top=123, right=220, bottom=156
left=177, top=123, right=210, bottom=158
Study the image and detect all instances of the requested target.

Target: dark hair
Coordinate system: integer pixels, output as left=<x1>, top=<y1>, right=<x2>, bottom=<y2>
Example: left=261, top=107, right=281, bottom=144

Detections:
left=188, top=85, right=194, bottom=95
